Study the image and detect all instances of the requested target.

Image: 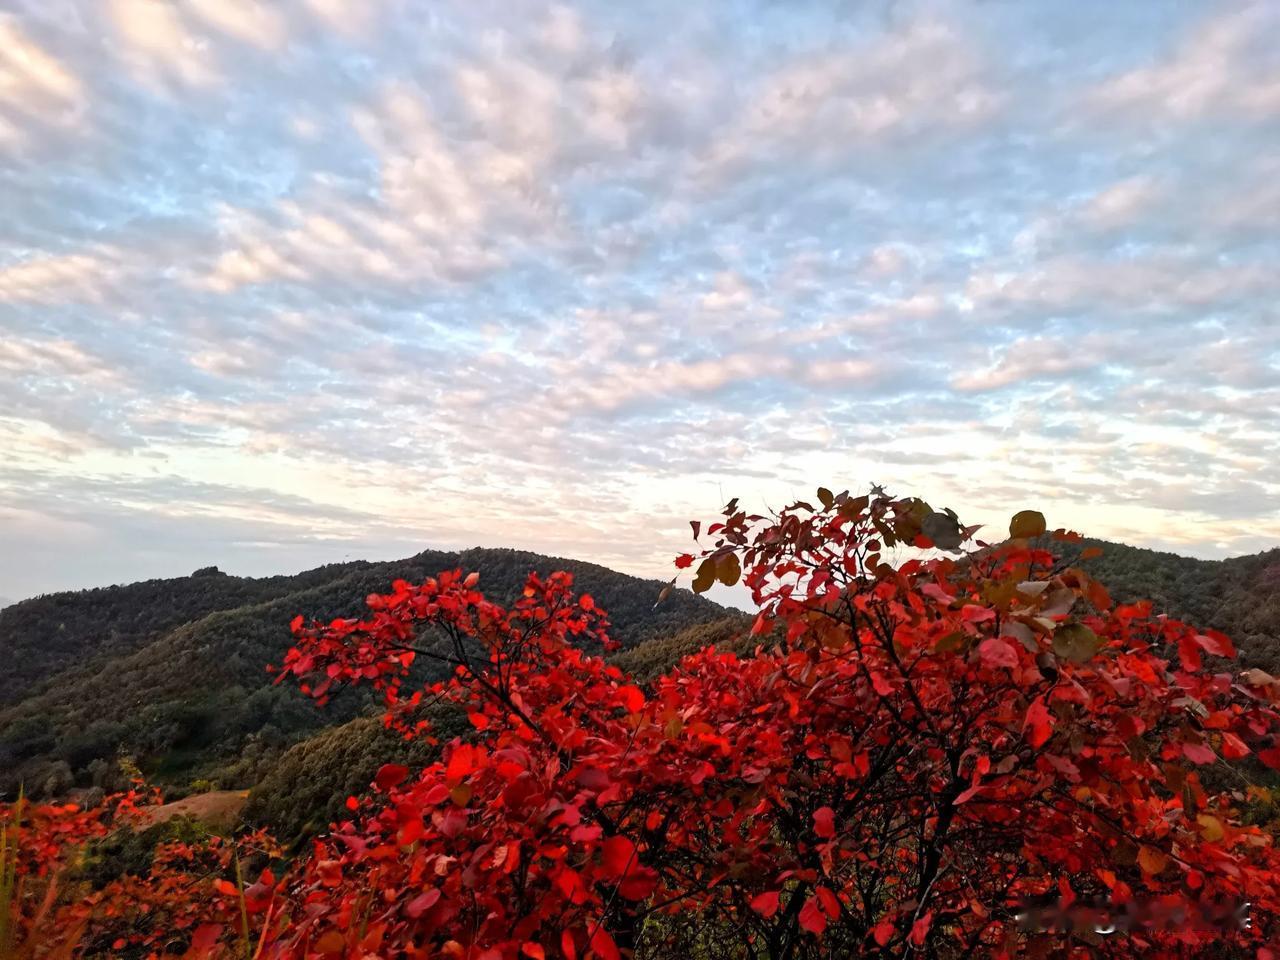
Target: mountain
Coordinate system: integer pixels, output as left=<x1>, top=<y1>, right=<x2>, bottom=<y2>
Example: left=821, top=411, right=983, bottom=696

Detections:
left=0, top=548, right=733, bottom=801
left=1064, top=538, right=1280, bottom=671
left=0, top=564, right=350, bottom=709
left=4, top=537, right=1276, bottom=840
left=245, top=538, right=1280, bottom=841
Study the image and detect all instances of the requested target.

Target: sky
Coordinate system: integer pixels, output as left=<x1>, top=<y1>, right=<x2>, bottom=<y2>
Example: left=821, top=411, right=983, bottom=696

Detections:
left=1, top=0, right=1278, bottom=605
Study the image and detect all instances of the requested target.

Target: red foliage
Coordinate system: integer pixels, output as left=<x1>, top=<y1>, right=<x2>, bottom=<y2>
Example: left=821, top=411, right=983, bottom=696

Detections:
left=260, top=488, right=1280, bottom=958
left=1, top=789, right=282, bottom=959
left=2, top=795, right=121, bottom=957
left=8, top=487, right=1280, bottom=959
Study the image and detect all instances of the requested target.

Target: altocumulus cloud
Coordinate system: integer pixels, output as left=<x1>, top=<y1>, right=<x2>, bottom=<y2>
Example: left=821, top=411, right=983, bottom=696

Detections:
left=0, top=0, right=1277, bottom=601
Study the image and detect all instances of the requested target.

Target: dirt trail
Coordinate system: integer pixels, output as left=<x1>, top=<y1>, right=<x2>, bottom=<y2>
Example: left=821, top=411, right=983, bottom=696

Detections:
left=136, top=790, right=249, bottom=831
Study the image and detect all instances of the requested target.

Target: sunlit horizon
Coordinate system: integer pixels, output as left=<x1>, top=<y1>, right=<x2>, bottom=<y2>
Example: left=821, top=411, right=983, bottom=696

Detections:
left=2, top=0, right=1278, bottom=604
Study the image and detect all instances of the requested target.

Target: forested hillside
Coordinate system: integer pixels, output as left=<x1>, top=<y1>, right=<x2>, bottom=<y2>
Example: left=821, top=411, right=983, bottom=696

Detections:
left=3, top=536, right=1276, bottom=844
left=1066, top=538, right=1280, bottom=670
left=247, top=538, right=1280, bottom=841
left=0, top=564, right=347, bottom=707
left=0, top=548, right=730, bottom=801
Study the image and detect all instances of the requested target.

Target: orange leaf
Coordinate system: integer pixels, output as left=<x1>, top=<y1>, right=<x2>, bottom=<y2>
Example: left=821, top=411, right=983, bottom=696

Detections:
left=1138, top=845, right=1169, bottom=876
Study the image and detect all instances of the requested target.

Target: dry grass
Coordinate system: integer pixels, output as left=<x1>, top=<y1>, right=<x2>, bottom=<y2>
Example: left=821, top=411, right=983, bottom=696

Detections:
left=135, top=790, right=249, bottom=832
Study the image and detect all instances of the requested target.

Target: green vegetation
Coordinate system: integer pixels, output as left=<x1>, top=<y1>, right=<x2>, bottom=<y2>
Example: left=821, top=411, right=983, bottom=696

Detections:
left=0, top=548, right=728, bottom=804
left=1062, top=538, right=1280, bottom=669
left=3, top=537, right=1275, bottom=848
left=0, top=564, right=329, bottom=707
left=609, top=612, right=754, bottom=683
left=244, top=713, right=453, bottom=845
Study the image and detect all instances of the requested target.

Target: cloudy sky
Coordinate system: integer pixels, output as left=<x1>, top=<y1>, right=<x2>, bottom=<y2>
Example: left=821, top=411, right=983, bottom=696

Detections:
left=1, top=0, right=1278, bottom=604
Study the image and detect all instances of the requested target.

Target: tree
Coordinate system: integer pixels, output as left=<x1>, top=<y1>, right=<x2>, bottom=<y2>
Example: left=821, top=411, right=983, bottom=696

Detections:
left=265, top=488, right=1280, bottom=959
left=1, top=786, right=281, bottom=959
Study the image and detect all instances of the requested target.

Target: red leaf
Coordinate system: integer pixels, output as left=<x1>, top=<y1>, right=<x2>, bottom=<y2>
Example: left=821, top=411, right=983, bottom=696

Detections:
left=186, top=924, right=223, bottom=958
left=954, top=781, right=985, bottom=805
left=1182, top=742, right=1215, bottom=764
left=921, top=583, right=954, bottom=604
left=1195, top=630, right=1235, bottom=658
left=961, top=604, right=996, bottom=624
left=977, top=637, right=1018, bottom=670
left=1258, top=747, right=1280, bottom=770
left=446, top=744, right=478, bottom=784
left=374, top=763, right=410, bottom=791
left=522, top=945, right=547, bottom=960
left=588, top=928, right=620, bottom=960
left=1178, top=634, right=1202, bottom=671
left=617, top=868, right=657, bottom=901
left=1221, top=732, right=1250, bottom=759
left=553, top=867, right=588, bottom=904
left=464, top=571, right=480, bottom=588
left=675, top=553, right=695, bottom=569
left=600, top=835, right=637, bottom=878
left=816, top=886, right=840, bottom=919
left=799, top=896, right=827, bottom=935
left=873, top=919, right=895, bottom=946
left=813, top=806, right=836, bottom=839
left=617, top=685, right=645, bottom=713
left=910, top=910, right=933, bottom=946
left=1024, top=697, right=1053, bottom=749
left=404, top=888, right=441, bottom=918
left=751, top=890, right=781, bottom=918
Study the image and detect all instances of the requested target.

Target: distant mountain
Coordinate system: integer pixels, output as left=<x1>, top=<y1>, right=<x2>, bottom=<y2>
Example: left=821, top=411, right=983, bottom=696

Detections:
left=233, top=537, right=1280, bottom=843
left=0, top=563, right=349, bottom=709
left=4, top=537, right=1276, bottom=841
left=0, top=548, right=732, bottom=801
left=1063, top=538, right=1280, bottom=671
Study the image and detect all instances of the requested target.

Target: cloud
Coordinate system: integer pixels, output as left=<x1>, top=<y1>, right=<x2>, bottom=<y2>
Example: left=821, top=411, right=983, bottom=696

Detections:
left=1089, top=4, right=1280, bottom=124
left=0, top=15, right=84, bottom=145
left=0, top=0, right=1276, bottom=603
left=698, top=16, right=1001, bottom=181
left=0, top=248, right=124, bottom=303
left=1080, top=176, right=1165, bottom=229
left=965, top=253, right=1280, bottom=318
left=107, top=0, right=224, bottom=90
left=950, top=336, right=1103, bottom=393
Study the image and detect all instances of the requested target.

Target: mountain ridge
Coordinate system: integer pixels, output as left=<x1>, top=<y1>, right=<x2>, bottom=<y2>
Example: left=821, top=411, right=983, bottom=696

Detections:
left=2, top=536, right=1276, bottom=837
left=0, top=546, right=733, bottom=800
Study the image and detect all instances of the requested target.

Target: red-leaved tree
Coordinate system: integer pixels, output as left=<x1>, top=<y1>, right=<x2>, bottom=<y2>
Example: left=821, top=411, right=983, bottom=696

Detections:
left=264, top=488, right=1280, bottom=959
left=1, top=786, right=283, bottom=959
